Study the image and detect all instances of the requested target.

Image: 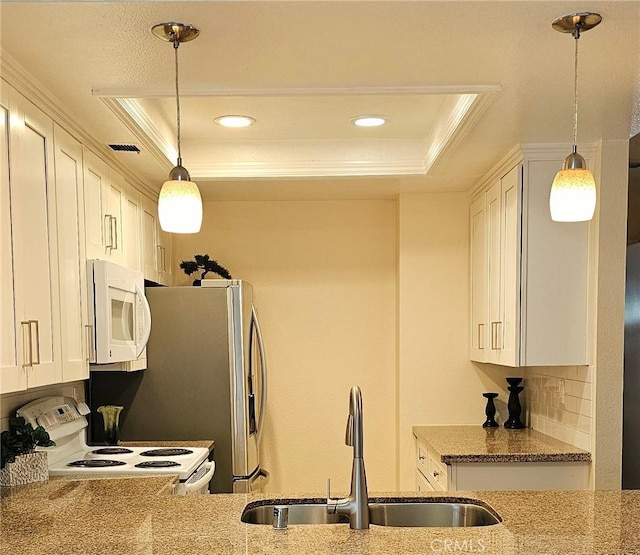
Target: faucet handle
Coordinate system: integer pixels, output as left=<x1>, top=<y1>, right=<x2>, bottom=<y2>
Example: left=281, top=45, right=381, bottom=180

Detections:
left=345, top=414, right=354, bottom=446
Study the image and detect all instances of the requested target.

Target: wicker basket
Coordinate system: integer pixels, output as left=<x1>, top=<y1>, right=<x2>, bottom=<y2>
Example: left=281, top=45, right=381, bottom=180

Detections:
left=0, top=452, right=49, bottom=487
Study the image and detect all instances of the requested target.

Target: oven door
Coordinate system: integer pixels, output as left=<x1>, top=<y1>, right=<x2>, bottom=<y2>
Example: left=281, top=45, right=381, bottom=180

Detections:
left=89, top=260, right=151, bottom=364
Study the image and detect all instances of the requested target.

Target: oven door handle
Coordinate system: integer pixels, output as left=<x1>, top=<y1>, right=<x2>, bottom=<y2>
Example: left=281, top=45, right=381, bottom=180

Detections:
left=184, top=461, right=216, bottom=495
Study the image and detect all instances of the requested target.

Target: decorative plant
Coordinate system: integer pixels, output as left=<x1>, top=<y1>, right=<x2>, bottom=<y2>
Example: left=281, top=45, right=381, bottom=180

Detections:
left=180, top=254, right=232, bottom=285
left=1, top=415, right=55, bottom=469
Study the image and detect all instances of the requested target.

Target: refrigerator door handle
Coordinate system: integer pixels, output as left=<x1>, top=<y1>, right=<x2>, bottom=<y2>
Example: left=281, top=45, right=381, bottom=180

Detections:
left=252, top=306, right=267, bottom=446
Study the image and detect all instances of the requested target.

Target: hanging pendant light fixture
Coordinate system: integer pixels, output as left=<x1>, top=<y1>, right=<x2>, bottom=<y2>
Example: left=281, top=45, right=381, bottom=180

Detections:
left=549, top=12, right=602, bottom=223
left=152, top=22, right=202, bottom=233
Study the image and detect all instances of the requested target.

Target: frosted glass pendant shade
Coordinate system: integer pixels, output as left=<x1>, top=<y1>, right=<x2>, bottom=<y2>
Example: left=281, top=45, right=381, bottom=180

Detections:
left=549, top=168, right=596, bottom=222
left=158, top=179, right=203, bottom=233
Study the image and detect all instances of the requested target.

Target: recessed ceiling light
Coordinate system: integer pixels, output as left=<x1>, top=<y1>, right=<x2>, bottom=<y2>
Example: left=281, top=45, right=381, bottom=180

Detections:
left=214, top=115, right=255, bottom=128
left=351, top=116, right=389, bottom=127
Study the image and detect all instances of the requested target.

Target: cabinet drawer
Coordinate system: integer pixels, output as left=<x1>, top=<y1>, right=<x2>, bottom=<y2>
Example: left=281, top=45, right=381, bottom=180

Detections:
left=428, top=452, right=448, bottom=491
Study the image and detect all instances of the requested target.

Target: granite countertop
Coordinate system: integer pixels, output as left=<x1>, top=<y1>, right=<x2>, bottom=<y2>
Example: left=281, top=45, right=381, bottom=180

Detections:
left=1, top=476, right=637, bottom=554
left=119, top=439, right=215, bottom=452
left=413, top=426, right=591, bottom=463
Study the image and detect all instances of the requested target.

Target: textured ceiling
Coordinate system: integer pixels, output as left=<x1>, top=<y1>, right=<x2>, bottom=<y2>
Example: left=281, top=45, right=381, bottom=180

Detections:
left=1, top=1, right=639, bottom=200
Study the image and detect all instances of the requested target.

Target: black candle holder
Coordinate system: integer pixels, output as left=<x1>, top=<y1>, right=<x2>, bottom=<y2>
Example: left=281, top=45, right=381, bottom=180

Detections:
left=482, top=393, right=499, bottom=428
left=504, top=377, right=526, bottom=429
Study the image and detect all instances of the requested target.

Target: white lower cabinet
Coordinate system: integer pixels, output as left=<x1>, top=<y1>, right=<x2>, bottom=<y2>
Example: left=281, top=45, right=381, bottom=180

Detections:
left=415, top=439, right=590, bottom=492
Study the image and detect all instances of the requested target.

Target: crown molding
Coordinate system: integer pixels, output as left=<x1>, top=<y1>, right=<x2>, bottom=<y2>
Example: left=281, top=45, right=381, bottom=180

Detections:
left=188, top=159, right=426, bottom=179
left=0, top=50, right=157, bottom=198
left=101, top=97, right=174, bottom=172
left=92, top=84, right=502, bottom=98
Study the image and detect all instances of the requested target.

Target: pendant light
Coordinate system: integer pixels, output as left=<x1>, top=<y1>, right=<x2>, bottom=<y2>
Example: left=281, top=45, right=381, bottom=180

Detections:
left=152, top=22, right=202, bottom=234
left=549, top=12, right=602, bottom=222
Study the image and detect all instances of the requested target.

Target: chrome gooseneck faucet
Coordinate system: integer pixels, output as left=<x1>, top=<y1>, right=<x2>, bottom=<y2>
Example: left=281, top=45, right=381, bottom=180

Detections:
left=327, top=385, right=370, bottom=530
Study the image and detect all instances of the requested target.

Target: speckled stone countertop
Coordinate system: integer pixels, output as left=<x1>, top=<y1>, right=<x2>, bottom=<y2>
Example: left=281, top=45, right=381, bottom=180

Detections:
left=119, top=439, right=215, bottom=452
left=1, top=476, right=638, bottom=554
left=413, top=426, right=591, bottom=463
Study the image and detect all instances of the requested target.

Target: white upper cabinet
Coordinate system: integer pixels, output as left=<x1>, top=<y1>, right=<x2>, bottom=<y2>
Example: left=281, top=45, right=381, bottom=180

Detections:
left=141, top=194, right=172, bottom=285
left=53, top=124, right=90, bottom=383
left=83, top=148, right=141, bottom=271
left=1, top=85, right=63, bottom=392
left=470, top=149, right=589, bottom=367
left=0, top=86, right=22, bottom=392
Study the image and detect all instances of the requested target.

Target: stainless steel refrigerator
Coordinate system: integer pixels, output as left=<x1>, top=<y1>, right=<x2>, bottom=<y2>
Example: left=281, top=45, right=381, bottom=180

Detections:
left=89, top=280, right=268, bottom=493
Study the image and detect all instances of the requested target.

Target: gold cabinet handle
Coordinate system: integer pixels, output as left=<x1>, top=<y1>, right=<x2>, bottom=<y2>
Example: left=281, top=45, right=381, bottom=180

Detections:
left=30, top=320, right=40, bottom=365
left=21, top=321, right=32, bottom=367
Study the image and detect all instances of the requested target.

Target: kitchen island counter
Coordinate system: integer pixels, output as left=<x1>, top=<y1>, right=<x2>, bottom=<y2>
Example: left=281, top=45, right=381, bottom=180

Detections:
left=1, top=476, right=638, bottom=554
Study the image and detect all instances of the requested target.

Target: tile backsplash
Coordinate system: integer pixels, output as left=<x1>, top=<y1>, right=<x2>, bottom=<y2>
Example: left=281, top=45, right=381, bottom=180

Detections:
left=524, top=366, right=592, bottom=452
left=0, top=381, right=86, bottom=432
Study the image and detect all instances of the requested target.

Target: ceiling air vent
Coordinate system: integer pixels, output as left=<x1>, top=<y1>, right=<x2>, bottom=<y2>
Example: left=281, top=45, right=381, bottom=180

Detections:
left=108, top=144, right=140, bottom=153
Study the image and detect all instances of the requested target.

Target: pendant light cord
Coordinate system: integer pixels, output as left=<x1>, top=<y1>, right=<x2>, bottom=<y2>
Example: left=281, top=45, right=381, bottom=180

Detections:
left=572, top=26, right=580, bottom=153
left=173, top=38, right=182, bottom=165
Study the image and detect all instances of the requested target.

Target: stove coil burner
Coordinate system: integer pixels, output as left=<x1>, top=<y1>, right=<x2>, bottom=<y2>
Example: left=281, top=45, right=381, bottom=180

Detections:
left=140, top=448, right=193, bottom=457
left=91, top=447, right=134, bottom=455
left=68, top=459, right=127, bottom=468
left=135, top=461, right=181, bottom=469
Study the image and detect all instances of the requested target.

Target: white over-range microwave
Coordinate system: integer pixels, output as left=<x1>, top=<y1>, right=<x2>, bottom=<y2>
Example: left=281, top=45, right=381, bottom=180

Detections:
left=87, top=259, right=151, bottom=369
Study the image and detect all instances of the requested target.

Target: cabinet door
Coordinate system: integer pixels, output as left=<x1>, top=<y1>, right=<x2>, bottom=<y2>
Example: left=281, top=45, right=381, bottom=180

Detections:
left=9, top=93, right=62, bottom=389
left=470, top=195, right=487, bottom=361
left=486, top=181, right=501, bottom=364
left=104, top=167, right=125, bottom=267
left=83, top=148, right=108, bottom=260
left=157, top=226, right=172, bottom=285
left=497, top=165, right=522, bottom=366
left=416, top=469, right=435, bottom=492
left=53, top=125, right=89, bottom=383
left=0, top=87, right=24, bottom=393
left=122, top=182, right=141, bottom=272
left=141, top=195, right=160, bottom=282
left=141, top=195, right=172, bottom=285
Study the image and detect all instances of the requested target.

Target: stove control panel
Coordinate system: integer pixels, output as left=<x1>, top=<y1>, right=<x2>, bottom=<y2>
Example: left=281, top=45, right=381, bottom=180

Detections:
left=17, top=396, right=89, bottom=440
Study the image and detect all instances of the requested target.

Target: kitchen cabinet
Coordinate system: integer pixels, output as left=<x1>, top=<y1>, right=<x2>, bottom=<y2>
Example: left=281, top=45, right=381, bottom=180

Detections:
left=469, top=150, right=589, bottom=367
left=53, top=124, right=90, bottom=383
left=83, top=148, right=140, bottom=271
left=141, top=195, right=172, bottom=285
left=415, top=438, right=590, bottom=492
left=0, top=84, right=63, bottom=393
left=122, top=181, right=142, bottom=272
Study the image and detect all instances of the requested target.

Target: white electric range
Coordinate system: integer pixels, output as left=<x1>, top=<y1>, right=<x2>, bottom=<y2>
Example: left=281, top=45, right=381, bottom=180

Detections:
left=17, top=396, right=215, bottom=495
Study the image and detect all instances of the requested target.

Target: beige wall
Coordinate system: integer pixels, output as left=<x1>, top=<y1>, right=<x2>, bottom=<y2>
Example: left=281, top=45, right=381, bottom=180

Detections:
left=396, top=193, right=512, bottom=490
left=591, top=139, right=629, bottom=488
left=172, top=200, right=397, bottom=493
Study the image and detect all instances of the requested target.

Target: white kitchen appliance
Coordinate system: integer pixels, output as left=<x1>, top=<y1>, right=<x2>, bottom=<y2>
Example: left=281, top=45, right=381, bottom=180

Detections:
left=17, top=396, right=214, bottom=495
left=87, top=259, right=151, bottom=368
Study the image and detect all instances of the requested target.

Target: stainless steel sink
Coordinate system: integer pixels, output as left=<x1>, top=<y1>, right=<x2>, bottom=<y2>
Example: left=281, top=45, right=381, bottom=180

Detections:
left=368, top=499, right=501, bottom=527
left=241, top=497, right=501, bottom=528
left=241, top=499, right=349, bottom=526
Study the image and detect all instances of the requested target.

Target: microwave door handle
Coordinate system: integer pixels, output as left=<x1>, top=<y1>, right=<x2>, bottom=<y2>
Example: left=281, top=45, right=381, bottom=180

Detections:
left=251, top=306, right=267, bottom=445
left=135, top=283, right=152, bottom=359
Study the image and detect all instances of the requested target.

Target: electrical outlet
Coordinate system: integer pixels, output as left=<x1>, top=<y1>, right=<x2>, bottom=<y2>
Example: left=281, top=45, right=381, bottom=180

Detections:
left=559, top=380, right=565, bottom=405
